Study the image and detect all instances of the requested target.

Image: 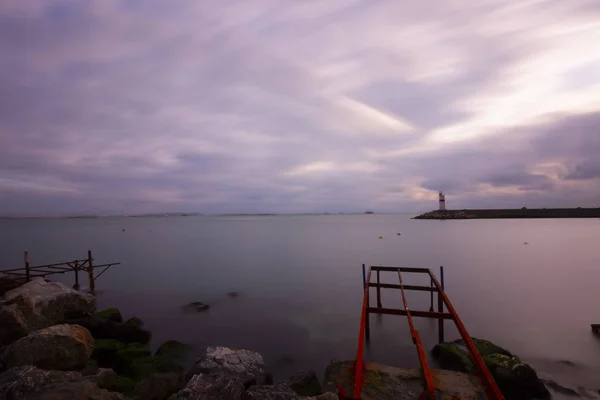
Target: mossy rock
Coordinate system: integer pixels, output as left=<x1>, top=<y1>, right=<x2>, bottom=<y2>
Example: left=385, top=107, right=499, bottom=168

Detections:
left=95, top=308, right=123, bottom=323
left=125, top=355, right=182, bottom=380
left=93, top=339, right=126, bottom=366
left=126, top=317, right=144, bottom=328
left=470, top=338, right=514, bottom=358
left=155, top=340, right=189, bottom=358
left=431, top=342, right=475, bottom=373
left=99, top=374, right=136, bottom=394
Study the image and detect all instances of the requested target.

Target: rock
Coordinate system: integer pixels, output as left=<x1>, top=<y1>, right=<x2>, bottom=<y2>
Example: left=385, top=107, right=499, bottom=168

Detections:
left=93, top=339, right=126, bottom=367
left=80, top=358, right=100, bottom=375
left=88, top=367, right=118, bottom=387
left=132, top=372, right=182, bottom=400
left=168, top=373, right=245, bottom=400
left=96, top=308, right=124, bottom=323
left=0, top=324, right=94, bottom=370
left=228, top=291, right=240, bottom=298
left=68, top=315, right=151, bottom=344
left=314, top=394, right=338, bottom=400
left=282, top=370, right=321, bottom=396
left=0, top=278, right=95, bottom=345
left=126, top=317, right=144, bottom=328
left=246, top=383, right=303, bottom=399
left=542, top=379, right=580, bottom=396
left=156, top=340, right=190, bottom=358
left=432, top=338, right=550, bottom=400
left=99, top=373, right=136, bottom=394
left=185, top=346, right=272, bottom=388
left=182, top=301, right=210, bottom=312
left=0, top=365, right=126, bottom=399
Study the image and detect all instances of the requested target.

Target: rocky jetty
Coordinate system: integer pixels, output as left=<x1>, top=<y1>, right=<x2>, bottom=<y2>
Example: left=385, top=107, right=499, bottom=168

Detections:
left=413, top=210, right=475, bottom=219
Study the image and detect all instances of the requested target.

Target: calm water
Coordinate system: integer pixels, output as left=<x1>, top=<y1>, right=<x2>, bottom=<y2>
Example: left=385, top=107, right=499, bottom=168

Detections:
left=1, top=215, right=599, bottom=390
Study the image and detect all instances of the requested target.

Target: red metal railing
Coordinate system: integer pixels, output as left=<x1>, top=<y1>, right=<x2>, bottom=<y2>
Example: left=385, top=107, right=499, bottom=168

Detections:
left=350, top=265, right=504, bottom=400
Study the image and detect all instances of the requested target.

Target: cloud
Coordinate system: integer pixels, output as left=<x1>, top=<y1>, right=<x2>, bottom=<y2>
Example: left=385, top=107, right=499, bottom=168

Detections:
left=1, top=0, right=600, bottom=216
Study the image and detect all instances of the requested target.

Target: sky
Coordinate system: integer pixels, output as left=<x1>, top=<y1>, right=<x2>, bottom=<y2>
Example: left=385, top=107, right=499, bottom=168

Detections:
left=1, top=0, right=600, bottom=216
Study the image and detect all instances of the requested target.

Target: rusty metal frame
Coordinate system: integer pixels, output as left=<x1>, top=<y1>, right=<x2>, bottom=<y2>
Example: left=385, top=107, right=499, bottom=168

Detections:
left=351, top=265, right=504, bottom=400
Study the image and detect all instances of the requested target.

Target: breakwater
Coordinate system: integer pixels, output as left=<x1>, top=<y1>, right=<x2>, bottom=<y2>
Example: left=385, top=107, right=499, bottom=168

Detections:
left=414, top=208, right=600, bottom=220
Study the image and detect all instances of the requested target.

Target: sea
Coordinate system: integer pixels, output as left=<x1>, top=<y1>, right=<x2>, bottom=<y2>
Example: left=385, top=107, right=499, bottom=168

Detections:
left=1, top=214, right=599, bottom=394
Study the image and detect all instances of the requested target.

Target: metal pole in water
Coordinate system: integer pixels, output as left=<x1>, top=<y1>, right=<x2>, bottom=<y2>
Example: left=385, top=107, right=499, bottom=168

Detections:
left=362, top=264, right=366, bottom=289
left=438, top=265, right=445, bottom=343
left=24, top=251, right=30, bottom=282
left=376, top=270, right=382, bottom=308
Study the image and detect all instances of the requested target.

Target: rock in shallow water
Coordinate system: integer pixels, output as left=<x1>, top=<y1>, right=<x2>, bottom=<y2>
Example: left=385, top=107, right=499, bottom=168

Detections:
left=182, top=301, right=210, bottom=312
left=432, top=338, right=550, bottom=400
left=185, top=346, right=273, bottom=387
left=0, top=323, right=94, bottom=370
left=0, top=278, right=95, bottom=346
left=0, top=365, right=125, bottom=400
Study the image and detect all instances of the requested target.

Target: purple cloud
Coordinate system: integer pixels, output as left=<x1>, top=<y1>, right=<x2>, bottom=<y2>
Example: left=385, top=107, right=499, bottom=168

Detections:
left=1, top=0, right=600, bottom=216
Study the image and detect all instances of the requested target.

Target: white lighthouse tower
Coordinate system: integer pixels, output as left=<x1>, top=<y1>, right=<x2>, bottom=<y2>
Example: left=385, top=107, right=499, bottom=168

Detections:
left=439, top=191, right=446, bottom=211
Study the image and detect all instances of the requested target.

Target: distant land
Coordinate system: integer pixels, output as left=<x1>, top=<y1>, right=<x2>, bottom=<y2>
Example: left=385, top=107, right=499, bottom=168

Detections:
left=414, top=208, right=600, bottom=220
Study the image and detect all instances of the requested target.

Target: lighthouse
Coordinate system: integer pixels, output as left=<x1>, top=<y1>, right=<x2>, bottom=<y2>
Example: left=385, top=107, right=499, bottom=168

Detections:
left=439, top=191, right=446, bottom=211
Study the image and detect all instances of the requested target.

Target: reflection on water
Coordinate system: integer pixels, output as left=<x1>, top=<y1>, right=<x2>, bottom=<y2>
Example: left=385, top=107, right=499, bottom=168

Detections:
left=1, top=214, right=599, bottom=387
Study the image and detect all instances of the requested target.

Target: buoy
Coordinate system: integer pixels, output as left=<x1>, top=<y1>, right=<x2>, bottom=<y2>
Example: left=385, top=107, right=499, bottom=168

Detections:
left=397, top=233, right=401, bottom=235
left=379, top=236, right=383, bottom=239
left=524, top=242, right=528, bottom=245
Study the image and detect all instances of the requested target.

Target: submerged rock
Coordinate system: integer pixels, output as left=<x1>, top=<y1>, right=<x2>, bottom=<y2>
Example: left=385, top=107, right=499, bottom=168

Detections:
left=168, top=373, right=245, bottom=400
left=0, top=278, right=95, bottom=345
left=0, top=365, right=125, bottom=400
left=432, top=338, right=550, bottom=400
left=185, top=346, right=272, bottom=388
left=0, top=324, right=94, bottom=370
left=282, top=369, right=321, bottom=396
left=68, top=315, right=151, bottom=344
left=182, top=301, right=210, bottom=312
left=542, top=379, right=580, bottom=396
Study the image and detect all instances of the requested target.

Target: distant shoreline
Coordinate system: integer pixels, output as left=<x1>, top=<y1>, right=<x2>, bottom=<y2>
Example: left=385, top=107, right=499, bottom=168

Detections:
left=414, top=208, right=600, bottom=220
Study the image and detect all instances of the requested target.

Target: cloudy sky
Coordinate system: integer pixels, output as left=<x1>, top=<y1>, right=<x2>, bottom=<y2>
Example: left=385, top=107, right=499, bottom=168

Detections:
left=1, top=0, right=600, bottom=216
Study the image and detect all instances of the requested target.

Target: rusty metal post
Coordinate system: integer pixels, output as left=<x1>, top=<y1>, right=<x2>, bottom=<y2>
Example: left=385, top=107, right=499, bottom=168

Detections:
left=429, top=277, right=434, bottom=312
left=24, top=251, right=30, bottom=282
left=365, top=288, right=371, bottom=341
left=376, top=270, right=382, bottom=308
left=87, top=250, right=95, bottom=295
left=437, top=266, right=445, bottom=343
left=362, top=264, right=366, bottom=288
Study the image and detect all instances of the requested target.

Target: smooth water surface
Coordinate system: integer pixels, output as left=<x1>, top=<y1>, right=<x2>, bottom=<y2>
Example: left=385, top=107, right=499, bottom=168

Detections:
left=1, top=214, right=599, bottom=389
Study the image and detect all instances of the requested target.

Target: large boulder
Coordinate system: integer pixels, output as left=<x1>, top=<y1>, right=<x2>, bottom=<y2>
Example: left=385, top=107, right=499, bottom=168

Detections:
left=432, top=338, right=550, bottom=400
left=95, top=308, right=123, bottom=323
left=0, top=365, right=126, bottom=400
left=185, top=346, right=273, bottom=388
left=0, top=278, right=95, bottom=345
left=0, top=324, right=94, bottom=370
left=168, top=373, right=245, bottom=400
left=67, top=315, right=151, bottom=344
left=282, top=370, right=321, bottom=397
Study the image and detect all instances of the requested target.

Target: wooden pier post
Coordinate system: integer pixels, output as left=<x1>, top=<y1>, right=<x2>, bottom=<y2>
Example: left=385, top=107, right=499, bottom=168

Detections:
left=87, top=250, right=95, bottom=295
left=376, top=270, right=382, bottom=308
left=438, top=266, right=445, bottom=343
left=73, top=260, right=80, bottom=290
left=24, top=251, right=30, bottom=282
